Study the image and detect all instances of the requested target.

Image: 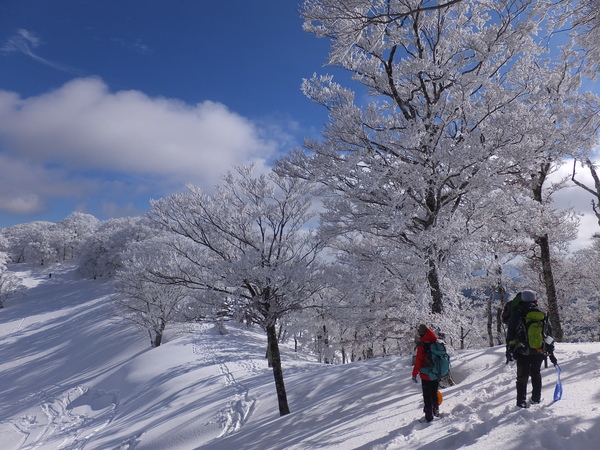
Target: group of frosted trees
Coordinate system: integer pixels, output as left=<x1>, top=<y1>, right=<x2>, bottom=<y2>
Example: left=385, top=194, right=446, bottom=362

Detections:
left=0, top=234, right=23, bottom=307
left=3, top=0, right=600, bottom=416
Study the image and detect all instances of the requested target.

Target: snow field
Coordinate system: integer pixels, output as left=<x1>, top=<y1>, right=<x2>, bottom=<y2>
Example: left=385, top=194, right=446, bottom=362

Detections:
left=1, top=264, right=599, bottom=449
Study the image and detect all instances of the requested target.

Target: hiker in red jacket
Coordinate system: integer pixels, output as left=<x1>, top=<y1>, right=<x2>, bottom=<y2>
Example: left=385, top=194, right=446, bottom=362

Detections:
left=412, top=324, right=440, bottom=422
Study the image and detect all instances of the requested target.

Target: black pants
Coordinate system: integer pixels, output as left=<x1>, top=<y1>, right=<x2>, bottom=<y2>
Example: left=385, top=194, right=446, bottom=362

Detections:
left=516, top=353, right=545, bottom=403
left=421, top=378, right=440, bottom=420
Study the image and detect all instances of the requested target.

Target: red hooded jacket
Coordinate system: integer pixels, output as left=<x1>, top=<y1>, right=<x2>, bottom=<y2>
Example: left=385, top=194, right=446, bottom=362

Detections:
left=412, top=328, right=438, bottom=381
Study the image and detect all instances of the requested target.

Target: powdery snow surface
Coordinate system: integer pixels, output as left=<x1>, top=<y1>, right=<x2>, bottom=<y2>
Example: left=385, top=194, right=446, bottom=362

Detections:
left=0, top=264, right=599, bottom=449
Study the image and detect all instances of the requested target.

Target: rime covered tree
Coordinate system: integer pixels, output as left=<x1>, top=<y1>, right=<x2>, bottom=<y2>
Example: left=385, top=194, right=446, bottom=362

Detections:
left=278, top=0, right=598, bottom=323
left=77, top=217, right=159, bottom=279
left=56, top=212, right=100, bottom=261
left=150, top=166, right=327, bottom=416
left=114, top=237, right=191, bottom=348
left=563, top=0, right=600, bottom=78
left=0, top=235, right=24, bottom=308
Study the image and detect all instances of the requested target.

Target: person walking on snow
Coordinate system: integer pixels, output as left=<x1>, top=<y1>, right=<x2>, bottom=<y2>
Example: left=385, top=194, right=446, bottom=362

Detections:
left=506, top=290, right=557, bottom=408
left=412, top=324, right=440, bottom=422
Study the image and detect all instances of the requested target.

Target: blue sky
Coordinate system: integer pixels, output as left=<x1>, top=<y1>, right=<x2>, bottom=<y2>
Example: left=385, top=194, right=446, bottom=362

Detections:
left=0, top=0, right=598, bottom=249
left=0, top=0, right=338, bottom=227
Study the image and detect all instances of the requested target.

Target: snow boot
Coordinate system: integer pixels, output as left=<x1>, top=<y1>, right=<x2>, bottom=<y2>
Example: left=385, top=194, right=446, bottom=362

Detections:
left=423, top=406, right=434, bottom=422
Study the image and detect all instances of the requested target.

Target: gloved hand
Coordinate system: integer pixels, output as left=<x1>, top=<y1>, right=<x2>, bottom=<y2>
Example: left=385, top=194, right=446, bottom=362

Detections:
left=412, top=376, right=418, bottom=383
left=549, top=354, right=558, bottom=366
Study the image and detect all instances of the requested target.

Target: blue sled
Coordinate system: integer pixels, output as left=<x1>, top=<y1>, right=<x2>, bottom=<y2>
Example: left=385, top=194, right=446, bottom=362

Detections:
left=553, top=364, right=563, bottom=402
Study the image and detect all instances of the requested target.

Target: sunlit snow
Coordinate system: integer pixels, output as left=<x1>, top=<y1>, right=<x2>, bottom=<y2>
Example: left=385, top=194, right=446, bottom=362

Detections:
left=0, top=264, right=598, bottom=449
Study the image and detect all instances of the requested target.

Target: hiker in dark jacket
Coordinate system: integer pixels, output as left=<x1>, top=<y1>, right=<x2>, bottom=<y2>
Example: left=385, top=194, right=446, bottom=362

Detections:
left=506, top=290, right=556, bottom=408
left=502, top=292, right=523, bottom=363
left=412, top=324, right=439, bottom=422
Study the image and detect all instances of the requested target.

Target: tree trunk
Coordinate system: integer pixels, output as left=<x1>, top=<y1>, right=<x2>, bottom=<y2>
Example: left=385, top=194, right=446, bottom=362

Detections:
left=153, top=331, right=163, bottom=347
left=495, top=286, right=506, bottom=345
left=531, top=163, right=563, bottom=341
left=487, top=292, right=494, bottom=347
left=322, top=325, right=330, bottom=364
left=536, top=234, right=564, bottom=341
left=427, top=257, right=443, bottom=314
left=266, top=324, right=290, bottom=416
left=496, top=307, right=503, bottom=345
left=151, top=328, right=164, bottom=348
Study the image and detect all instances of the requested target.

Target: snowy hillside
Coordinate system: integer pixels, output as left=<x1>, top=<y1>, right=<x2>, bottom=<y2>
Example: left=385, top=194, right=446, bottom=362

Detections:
left=0, top=264, right=599, bottom=449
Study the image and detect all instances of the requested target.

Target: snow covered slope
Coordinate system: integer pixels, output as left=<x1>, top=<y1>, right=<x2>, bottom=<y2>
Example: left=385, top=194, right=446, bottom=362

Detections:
left=0, top=264, right=598, bottom=449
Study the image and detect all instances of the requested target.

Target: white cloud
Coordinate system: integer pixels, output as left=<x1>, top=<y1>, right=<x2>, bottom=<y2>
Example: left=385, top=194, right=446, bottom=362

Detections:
left=0, top=29, right=79, bottom=73
left=0, top=153, right=86, bottom=215
left=0, top=194, right=43, bottom=215
left=0, top=78, right=277, bottom=189
left=0, top=78, right=286, bottom=220
left=550, top=158, right=600, bottom=250
left=100, top=200, right=144, bottom=220
left=0, top=29, right=41, bottom=54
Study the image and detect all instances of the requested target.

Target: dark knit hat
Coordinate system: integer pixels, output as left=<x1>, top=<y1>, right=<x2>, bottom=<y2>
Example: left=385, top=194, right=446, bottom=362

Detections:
left=418, top=324, right=428, bottom=336
left=521, top=290, right=537, bottom=303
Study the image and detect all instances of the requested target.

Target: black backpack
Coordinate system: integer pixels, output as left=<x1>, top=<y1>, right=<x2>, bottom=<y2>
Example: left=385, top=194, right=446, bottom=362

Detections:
left=502, top=294, right=522, bottom=325
left=501, top=301, right=512, bottom=324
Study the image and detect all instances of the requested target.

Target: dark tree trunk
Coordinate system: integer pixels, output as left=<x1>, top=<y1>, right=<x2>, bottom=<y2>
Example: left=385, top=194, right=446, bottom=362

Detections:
left=487, top=292, right=494, bottom=347
left=496, top=307, right=503, bottom=345
left=150, top=319, right=166, bottom=348
left=151, top=329, right=163, bottom=348
left=531, top=163, right=563, bottom=342
left=323, top=325, right=330, bottom=364
left=495, top=289, right=506, bottom=345
left=427, top=257, right=443, bottom=314
left=536, top=234, right=564, bottom=341
left=266, top=324, right=290, bottom=416
left=154, top=332, right=163, bottom=347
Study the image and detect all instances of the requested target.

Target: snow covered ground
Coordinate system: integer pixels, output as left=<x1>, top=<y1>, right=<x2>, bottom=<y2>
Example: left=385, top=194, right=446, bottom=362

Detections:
left=0, top=263, right=599, bottom=449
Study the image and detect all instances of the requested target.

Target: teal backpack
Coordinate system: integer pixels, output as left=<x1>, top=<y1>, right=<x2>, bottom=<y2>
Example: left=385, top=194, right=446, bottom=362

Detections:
left=420, top=341, right=451, bottom=380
